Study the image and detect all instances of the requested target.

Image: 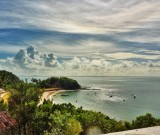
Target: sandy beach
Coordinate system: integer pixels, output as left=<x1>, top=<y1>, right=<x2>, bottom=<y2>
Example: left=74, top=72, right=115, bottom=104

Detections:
left=39, top=88, right=64, bottom=105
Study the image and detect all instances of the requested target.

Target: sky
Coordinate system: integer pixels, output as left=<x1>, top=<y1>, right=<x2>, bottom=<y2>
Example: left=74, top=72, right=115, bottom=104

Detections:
left=0, top=0, right=160, bottom=76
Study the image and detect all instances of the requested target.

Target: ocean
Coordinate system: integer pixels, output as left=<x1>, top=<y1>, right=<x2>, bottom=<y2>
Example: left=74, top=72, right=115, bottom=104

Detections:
left=51, top=76, right=160, bottom=121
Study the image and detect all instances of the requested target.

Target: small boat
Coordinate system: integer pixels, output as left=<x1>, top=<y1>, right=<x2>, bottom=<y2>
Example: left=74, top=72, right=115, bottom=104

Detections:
left=61, top=94, right=69, bottom=96
left=131, top=94, right=136, bottom=99
left=110, top=95, right=113, bottom=98
left=92, top=88, right=101, bottom=90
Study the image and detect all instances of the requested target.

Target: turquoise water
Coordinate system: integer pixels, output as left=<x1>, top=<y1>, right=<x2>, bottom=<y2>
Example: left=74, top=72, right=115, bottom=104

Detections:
left=52, top=76, right=160, bottom=121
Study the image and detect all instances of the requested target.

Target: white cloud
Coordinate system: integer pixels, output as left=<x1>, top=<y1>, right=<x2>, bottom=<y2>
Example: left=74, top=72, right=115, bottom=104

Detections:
left=0, top=45, right=24, bottom=53
left=0, top=1, right=160, bottom=76
left=35, top=40, right=122, bottom=57
left=0, top=46, right=59, bottom=71
left=0, top=0, right=160, bottom=34
left=0, top=0, right=160, bottom=61
left=118, top=36, right=160, bottom=44
left=104, top=52, right=160, bottom=60
left=134, top=49, right=160, bottom=55
left=0, top=46, right=160, bottom=76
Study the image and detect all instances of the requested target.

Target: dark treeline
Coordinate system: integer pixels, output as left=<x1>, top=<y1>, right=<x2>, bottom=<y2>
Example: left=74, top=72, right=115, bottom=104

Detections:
left=31, top=77, right=81, bottom=90
left=0, top=70, right=21, bottom=88
left=0, top=70, right=81, bottom=90
left=0, top=70, right=160, bottom=135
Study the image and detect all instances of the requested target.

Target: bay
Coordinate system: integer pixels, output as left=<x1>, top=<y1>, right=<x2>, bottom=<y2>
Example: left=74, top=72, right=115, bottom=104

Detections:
left=53, top=76, right=160, bottom=121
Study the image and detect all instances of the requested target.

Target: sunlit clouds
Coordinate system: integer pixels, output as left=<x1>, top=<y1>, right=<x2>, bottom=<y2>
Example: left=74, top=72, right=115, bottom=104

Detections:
left=0, top=0, right=160, bottom=76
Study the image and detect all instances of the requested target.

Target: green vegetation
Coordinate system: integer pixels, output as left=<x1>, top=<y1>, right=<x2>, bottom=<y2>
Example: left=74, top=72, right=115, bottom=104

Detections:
left=0, top=70, right=21, bottom=88
left=132, top=113, right=160, bottom=129
left=31, top=77, right=81, bottom=90
left=0, top=70, right=160, bottom=135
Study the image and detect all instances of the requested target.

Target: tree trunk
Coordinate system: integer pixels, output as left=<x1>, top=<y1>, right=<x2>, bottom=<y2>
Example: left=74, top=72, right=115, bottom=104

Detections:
left=18, top=124, right=21, bottom=135
left=23, top=124, right=27, bottom=135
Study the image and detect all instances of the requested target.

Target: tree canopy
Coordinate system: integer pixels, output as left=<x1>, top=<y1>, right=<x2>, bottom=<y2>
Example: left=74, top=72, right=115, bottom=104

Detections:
left=32, top=77, right=81, bottom=90
left=0, top=70, right=21, bottom=88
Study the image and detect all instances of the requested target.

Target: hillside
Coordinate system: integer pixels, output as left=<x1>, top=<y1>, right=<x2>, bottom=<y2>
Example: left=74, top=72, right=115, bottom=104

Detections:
left=31, top=77, right=81, bottom=90
left=0, top=70, right=21, bottom=88
left=0, top=70, right=81, bottom=90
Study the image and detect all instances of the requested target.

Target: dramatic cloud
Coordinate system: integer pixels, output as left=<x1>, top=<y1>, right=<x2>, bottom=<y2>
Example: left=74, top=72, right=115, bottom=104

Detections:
left=0, top=0, right=160, bottom=76
left=0, top=46, right=160, bottom=76
left=1, top=0, right=160, bottom=33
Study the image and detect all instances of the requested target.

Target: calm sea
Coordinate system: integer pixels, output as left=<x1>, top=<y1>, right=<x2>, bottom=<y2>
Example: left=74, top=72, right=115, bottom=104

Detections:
left=22, top=76, right=160, bottom=121
left=53, top=76, right=160, bottom=121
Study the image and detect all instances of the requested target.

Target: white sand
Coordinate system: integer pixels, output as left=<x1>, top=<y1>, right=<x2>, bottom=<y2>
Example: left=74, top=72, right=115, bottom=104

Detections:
left=39, top=90, right=65, bottom=105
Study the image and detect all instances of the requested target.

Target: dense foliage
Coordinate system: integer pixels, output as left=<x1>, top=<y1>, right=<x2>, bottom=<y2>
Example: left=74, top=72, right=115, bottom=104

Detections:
left=1, top=92, right=160, bottom=135
left=0, top=70, right=160, bottom=135
left=0, top=70, right=21, bottom=88
left=7, top=82, right=43, bottom=135
left=31, top=77, right=81, bottom=90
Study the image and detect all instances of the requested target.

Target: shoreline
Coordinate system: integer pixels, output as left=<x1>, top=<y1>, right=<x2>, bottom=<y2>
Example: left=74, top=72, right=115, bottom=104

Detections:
left=39, top=88, right=66, bottom=105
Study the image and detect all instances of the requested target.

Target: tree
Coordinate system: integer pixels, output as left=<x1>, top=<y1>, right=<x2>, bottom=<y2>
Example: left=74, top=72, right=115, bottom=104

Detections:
left=131, top=113, right=158, bottom=129
left=8, top=82, right=43, bottom=135
left=63, top=118, right=83, bottom=135
left=0, top=70, right=21, bottom=88
left=0, top=101, right=7, bottom=111
left=34, top=77, right=81, bottom=90
left=58, top=77, right=81, bottom=90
